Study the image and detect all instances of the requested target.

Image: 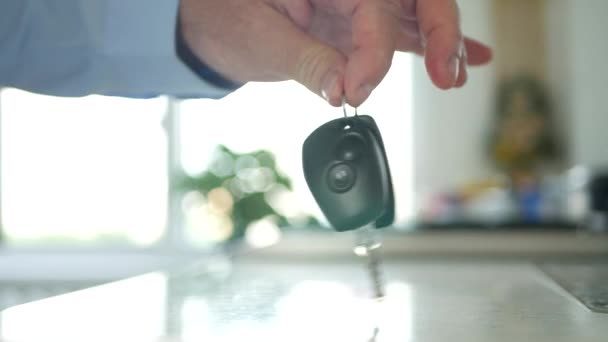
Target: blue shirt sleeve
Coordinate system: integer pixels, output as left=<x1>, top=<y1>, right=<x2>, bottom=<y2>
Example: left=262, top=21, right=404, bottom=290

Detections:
left=0, top=0, right=239, bottom=99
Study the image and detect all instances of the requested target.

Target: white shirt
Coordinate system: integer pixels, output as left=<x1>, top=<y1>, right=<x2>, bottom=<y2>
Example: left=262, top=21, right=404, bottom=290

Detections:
left=0, top=0, right=232, bottom=98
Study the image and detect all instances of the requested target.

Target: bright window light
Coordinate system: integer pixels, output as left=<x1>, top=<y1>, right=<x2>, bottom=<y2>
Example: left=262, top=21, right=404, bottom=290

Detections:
left=0, top=89, right=168, bottom=246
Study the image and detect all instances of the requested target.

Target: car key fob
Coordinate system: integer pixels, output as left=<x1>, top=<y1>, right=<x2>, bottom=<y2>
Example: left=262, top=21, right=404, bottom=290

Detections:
left=302, top=115, right=394, bottom=231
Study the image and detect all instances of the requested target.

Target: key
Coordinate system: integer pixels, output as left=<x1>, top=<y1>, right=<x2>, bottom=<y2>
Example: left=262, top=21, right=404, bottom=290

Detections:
left=356, top=226, right=385, bottom=342
left=302, top=106, right=394, bottom=305
left=355, top=224, right=386, bottom=300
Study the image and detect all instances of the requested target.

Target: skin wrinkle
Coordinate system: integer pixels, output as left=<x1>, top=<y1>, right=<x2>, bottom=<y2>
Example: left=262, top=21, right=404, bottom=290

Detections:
left=295, top=44, right=326, bottom=88
left=294, top=44, right=344, bottom=92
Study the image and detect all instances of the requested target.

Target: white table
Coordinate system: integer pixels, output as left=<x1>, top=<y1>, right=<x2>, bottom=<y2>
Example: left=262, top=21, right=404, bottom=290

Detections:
left=2, top=252, right=607, bottom=342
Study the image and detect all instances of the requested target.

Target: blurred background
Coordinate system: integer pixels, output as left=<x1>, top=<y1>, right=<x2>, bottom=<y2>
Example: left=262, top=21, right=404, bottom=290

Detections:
left=0, top=0, right=608, bottom=319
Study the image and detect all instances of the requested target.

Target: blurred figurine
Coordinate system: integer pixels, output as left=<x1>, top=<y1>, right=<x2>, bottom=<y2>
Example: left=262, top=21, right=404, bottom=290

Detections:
left=489, top=76, right=563, bottom=221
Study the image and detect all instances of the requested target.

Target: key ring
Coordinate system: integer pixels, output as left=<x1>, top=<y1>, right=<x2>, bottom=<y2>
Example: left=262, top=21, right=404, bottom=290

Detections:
left=342, top=95, right=358, bottom=117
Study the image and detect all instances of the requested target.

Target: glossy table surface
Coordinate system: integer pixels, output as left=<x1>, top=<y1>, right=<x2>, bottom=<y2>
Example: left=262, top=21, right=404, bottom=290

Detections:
left=1, top=254, right=607, bottom=342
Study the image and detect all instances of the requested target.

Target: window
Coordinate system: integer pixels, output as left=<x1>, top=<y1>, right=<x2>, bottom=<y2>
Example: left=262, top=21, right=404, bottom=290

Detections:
left=0, top=52, right=413, bottom=249
left=0, top=90, right=168, bottom=246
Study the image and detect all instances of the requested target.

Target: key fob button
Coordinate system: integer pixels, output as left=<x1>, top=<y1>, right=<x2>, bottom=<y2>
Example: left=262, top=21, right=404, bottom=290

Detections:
left=342, top=150, right=357, bottom=161
left=335, top=134, right=365, bottom=161
left=303, top=115, right=395, bottom=231
left=327, top=163, right=357, bottom=193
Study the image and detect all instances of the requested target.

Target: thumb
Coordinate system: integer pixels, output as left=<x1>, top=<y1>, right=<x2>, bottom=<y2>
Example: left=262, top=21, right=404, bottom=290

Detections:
left=262, top=8, right=347, bottom=106
left=290, top=41, right=348, bottom=107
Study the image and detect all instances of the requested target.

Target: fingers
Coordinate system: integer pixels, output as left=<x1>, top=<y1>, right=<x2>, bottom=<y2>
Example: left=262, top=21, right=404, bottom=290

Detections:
left=416, top=0, right=463, bottom=89
left=180, top=0, right=347, bottom=106
left=345, top=1, right=403, bottom=106
left=454, top=38, right=492, bottom=87
left=259, top=6, right=348, bottom=106
left=399, top=36, right=490, bottom=68
left=464, top=37, right=493, bottom=66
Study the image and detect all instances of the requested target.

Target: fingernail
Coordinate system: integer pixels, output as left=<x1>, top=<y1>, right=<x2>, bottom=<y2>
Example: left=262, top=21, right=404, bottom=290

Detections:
left=322, top=72, right=340, bottom=104
left=447, top=55, right=460, bottom=86
left=456, top=59, right=468, bottom=88
left=358, top=84, right=374, bottom=102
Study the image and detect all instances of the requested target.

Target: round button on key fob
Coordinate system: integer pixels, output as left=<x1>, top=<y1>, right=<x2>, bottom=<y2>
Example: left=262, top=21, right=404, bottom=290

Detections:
left=302, top=115, right=395, bottom=231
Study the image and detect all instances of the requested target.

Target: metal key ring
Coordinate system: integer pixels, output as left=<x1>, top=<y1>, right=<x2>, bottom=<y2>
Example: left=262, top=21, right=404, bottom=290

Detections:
left=342, top=95, right=359, bottom=117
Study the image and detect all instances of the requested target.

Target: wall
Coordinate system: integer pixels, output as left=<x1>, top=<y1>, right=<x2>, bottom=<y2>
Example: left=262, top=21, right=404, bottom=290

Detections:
left=493, top=0, right=547, bottom=81
left=412, top=0, right=497, bottom=205
left=560, top=1, right=608, bottom=168
left=544, top=0, right=572, bottom=161
left=412, top=0, right=608, bottom=209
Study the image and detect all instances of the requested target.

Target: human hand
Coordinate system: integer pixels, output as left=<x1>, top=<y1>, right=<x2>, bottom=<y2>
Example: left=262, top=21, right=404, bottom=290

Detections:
left=179, top=0, right=492, bottom=107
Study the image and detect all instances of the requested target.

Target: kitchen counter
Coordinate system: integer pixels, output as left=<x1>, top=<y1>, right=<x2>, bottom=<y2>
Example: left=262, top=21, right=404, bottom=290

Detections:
left=1, top=249, right=607, bottom=341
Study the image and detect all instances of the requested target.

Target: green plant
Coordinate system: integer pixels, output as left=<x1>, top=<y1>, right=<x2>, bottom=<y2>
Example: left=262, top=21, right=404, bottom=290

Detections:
left=175, top=145, right=318, bottom=243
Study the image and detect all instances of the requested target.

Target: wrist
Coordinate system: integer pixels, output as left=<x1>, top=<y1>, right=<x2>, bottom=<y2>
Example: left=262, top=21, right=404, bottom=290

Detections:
left=175, top=5, right=243, bottom=90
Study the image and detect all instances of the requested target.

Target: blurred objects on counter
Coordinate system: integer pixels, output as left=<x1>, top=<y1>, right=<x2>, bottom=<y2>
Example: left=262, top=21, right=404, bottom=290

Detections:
left=418, top=76, right=593, bottom=229
left=418, top=170, right=587, bottom=229
left=588, top=173, right=608, bottom=233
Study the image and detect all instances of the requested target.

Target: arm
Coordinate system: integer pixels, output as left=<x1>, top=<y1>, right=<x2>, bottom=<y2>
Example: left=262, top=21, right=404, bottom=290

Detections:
left=0, top=0, right=235, bottom=99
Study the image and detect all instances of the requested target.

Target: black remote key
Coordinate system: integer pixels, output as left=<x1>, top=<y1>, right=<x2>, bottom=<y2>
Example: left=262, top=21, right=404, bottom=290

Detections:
left=302, top=115, right=395, bottom=231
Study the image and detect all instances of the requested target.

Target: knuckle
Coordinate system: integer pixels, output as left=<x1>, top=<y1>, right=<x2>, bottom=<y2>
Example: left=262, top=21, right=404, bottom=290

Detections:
left=293, top=45, right=332, bottom=88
